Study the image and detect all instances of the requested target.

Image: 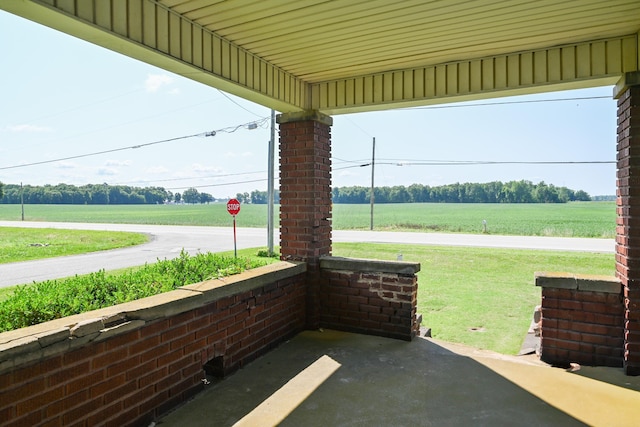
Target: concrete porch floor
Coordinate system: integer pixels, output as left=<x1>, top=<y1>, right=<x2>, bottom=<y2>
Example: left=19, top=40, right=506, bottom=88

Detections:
left=157, top=330, right=640, bottom=427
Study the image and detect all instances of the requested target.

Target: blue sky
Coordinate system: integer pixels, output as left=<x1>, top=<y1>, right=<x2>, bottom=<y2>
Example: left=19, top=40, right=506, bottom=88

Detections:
left=0, top=10, right=618, bottom=199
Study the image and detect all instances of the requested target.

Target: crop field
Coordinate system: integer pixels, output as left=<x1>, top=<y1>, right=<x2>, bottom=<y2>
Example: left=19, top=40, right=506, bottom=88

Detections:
left=0, top=201, right=615, bottom=238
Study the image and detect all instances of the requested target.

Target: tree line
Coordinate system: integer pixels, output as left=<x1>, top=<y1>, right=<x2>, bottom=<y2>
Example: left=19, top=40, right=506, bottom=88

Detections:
left=0, top=180, right=592, bottom=205
left=0, top=183, right=215, bottom=205
left=331, top=181, right=591, bottom=204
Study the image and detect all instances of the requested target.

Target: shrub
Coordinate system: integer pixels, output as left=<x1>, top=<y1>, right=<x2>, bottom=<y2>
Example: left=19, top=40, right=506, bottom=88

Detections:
left=0, top=250, right=266, bottom=332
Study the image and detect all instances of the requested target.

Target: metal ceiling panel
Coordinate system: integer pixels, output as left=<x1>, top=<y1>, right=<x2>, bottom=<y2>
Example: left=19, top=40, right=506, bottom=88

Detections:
left=1, top=0, right=639, bottom=113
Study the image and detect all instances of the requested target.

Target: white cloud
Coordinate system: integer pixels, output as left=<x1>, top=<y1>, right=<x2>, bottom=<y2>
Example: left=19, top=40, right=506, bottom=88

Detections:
left=225, top=151, right=253, bottom=158
left=146, top=166, right=170, bottom=174
left=6, top=124, right=53, bottom=133
left=191, top=163, right=223, bottom=174
left=104, top=159, right=132, bottom=167
left=168, top=88, right=181, bottom=95
left=144, top=74, right=174, bottom=93
left=54, top=161, right=77, bottom=169
left=97, top=167, right=118, bottom=176
left=336, top=170, right=359, bottom=177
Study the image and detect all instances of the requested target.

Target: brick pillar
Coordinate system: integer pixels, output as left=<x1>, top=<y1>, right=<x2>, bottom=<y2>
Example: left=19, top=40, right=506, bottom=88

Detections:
left=277, top=110, right=333, bottom=329
left=615, top=71, right=640, bottom=375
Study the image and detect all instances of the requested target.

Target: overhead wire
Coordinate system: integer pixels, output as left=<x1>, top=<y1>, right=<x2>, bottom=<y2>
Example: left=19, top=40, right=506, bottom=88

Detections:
left=0, top=117, right=269, bottom=171
left=216, top=89, right=265, bottom=118
left=403, top=95, right=611, bottom=111
left=113, top=170, right=268, bottom=186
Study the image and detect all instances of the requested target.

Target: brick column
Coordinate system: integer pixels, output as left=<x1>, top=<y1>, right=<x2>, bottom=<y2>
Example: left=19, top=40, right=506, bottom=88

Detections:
left=277, top=110, right=333, bottom=329
left=615, top=71, right=640, bottom=375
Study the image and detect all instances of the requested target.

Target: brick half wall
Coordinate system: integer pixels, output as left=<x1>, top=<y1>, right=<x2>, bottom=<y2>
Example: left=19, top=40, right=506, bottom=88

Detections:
left=536, top=272, right=624, bottom=367
left=320, top=257, right=420, bottom=341
left=0, top=262, right=306, bottom=427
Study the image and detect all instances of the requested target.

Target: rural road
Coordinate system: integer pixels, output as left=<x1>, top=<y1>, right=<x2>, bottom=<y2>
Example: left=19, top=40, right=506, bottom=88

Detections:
left=0, top=221, right=615, bottom=288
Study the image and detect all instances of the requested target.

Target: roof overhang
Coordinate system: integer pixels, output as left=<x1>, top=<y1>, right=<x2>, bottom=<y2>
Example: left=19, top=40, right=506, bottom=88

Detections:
left=2, top=0, right=639, bottom=114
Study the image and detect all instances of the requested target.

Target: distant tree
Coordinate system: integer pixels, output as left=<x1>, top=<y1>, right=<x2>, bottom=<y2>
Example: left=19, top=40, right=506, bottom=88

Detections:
left=236, top=192, right=251, bottom=204
left=182, top=188, right=200, bottom=204
left=174, top=192, right=181, bottom=203
left=199, top=192, right=214, bottom=204
left=574, top=190, right=591, bottom=201
left=251, top=190, right=268, bottom=204
left=0, top=181, right=3, bottom=200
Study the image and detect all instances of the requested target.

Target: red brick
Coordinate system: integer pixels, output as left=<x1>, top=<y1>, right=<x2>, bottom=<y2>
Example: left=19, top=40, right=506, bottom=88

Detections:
left=105, top=329, right=139, bottom=351
left=47, top=361, right=91, bottom=387
left=93, top=347, right=129, bottom=370
left=16, top=386, right=65, bottom=417
left=170, top=310, right=196, bottom=326
left=62, top=397, right=103, bottom=425
left=126, top=359, right=157, bottom=382
left=168, top=356, right=195, bottom=375
left=64, top=343, right=105, bottom=365
left=170, top=377, right=200, bottom=398
left=103, top=380, right=137, bottom=403
left=89, top=373, right=127, bottom=398
left=138, top=389, right=168, bottom=417
left=40, top=416, right=63, bottom=427
left=65, top=371, right=105, bottom=395
left=107, top=355, right=141, bottom=377
left=156, top=372, right=182, bottom=393
left=46, top=389, right=88, bottom=419
left=140, top=319, right=170, bottom=338
left=86, top=400, right=123, bottom=426
left=9, top=409, right=44, bottom=427
left=2, top=377, right=46, bottom=405
left=139, top=343, right=169, bottom=363
left=123, top=384, right=155, bottom=408
left=104, top=406, right=139, bottom=427
left=169, top=333, right=196, bottom=351
left=129, top=334, right=161, bottom=356
left=161, top=324, right=188, bottom=343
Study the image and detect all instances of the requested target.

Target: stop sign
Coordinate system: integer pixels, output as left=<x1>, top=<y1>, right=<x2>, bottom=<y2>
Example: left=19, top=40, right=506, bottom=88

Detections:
left=226, top=198, right=241, bottom=216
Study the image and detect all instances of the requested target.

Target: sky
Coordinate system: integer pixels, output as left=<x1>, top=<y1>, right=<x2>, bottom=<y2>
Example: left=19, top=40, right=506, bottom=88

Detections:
left=0, top=10, right=619, bottom=200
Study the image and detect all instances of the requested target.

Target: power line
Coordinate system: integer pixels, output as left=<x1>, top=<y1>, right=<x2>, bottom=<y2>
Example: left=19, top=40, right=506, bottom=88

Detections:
left=216, top=89, right=265, bottom=118
left=334, top=159, right=614, bottom=169
left=166, top=178, right=274, bottom=191
left=0, top=117, right=269, bottom=171
left=113, top=170, right=268, bottom=185
left=403, top=95, right=611, bottom=111
left=375, top=159, right=615, bottom=166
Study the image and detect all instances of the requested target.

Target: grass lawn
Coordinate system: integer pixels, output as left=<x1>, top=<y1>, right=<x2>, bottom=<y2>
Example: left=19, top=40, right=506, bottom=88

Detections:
left=0, top=241, right=615, bottom=355
left=0, top=227, right=148, bottom=264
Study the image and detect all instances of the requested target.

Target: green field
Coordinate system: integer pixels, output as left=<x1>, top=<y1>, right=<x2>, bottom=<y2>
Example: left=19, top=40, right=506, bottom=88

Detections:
left=0, top=201, right=616, bottom=237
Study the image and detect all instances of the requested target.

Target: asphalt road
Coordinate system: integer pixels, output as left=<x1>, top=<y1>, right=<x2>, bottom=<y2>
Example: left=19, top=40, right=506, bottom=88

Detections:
left=0, top=221, right=614, bottom=288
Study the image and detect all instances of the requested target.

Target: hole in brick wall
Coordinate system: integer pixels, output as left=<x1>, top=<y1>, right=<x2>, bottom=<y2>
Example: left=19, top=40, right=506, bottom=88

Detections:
left=203, top=356, right=225, bottom=379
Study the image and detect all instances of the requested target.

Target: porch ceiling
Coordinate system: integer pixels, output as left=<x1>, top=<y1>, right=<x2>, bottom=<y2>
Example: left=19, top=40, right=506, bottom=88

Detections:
left=2, top=0, right=640, bottom=114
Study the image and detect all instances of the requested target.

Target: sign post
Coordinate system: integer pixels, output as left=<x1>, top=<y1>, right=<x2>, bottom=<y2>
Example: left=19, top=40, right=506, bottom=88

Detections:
left=226, top=198, right=241, bottom=258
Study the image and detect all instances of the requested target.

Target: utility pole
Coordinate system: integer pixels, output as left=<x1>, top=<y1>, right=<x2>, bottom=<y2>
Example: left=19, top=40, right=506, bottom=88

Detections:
left=267, top=109, right=276, bottom=256
left=370, top=137, right=375, bottom=230
left=20, top=182, right=24, bottom=221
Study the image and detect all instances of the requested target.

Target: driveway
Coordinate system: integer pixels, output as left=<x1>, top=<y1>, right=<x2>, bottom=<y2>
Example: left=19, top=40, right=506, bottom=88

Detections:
left=0, top=221, right=614, bottom=287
